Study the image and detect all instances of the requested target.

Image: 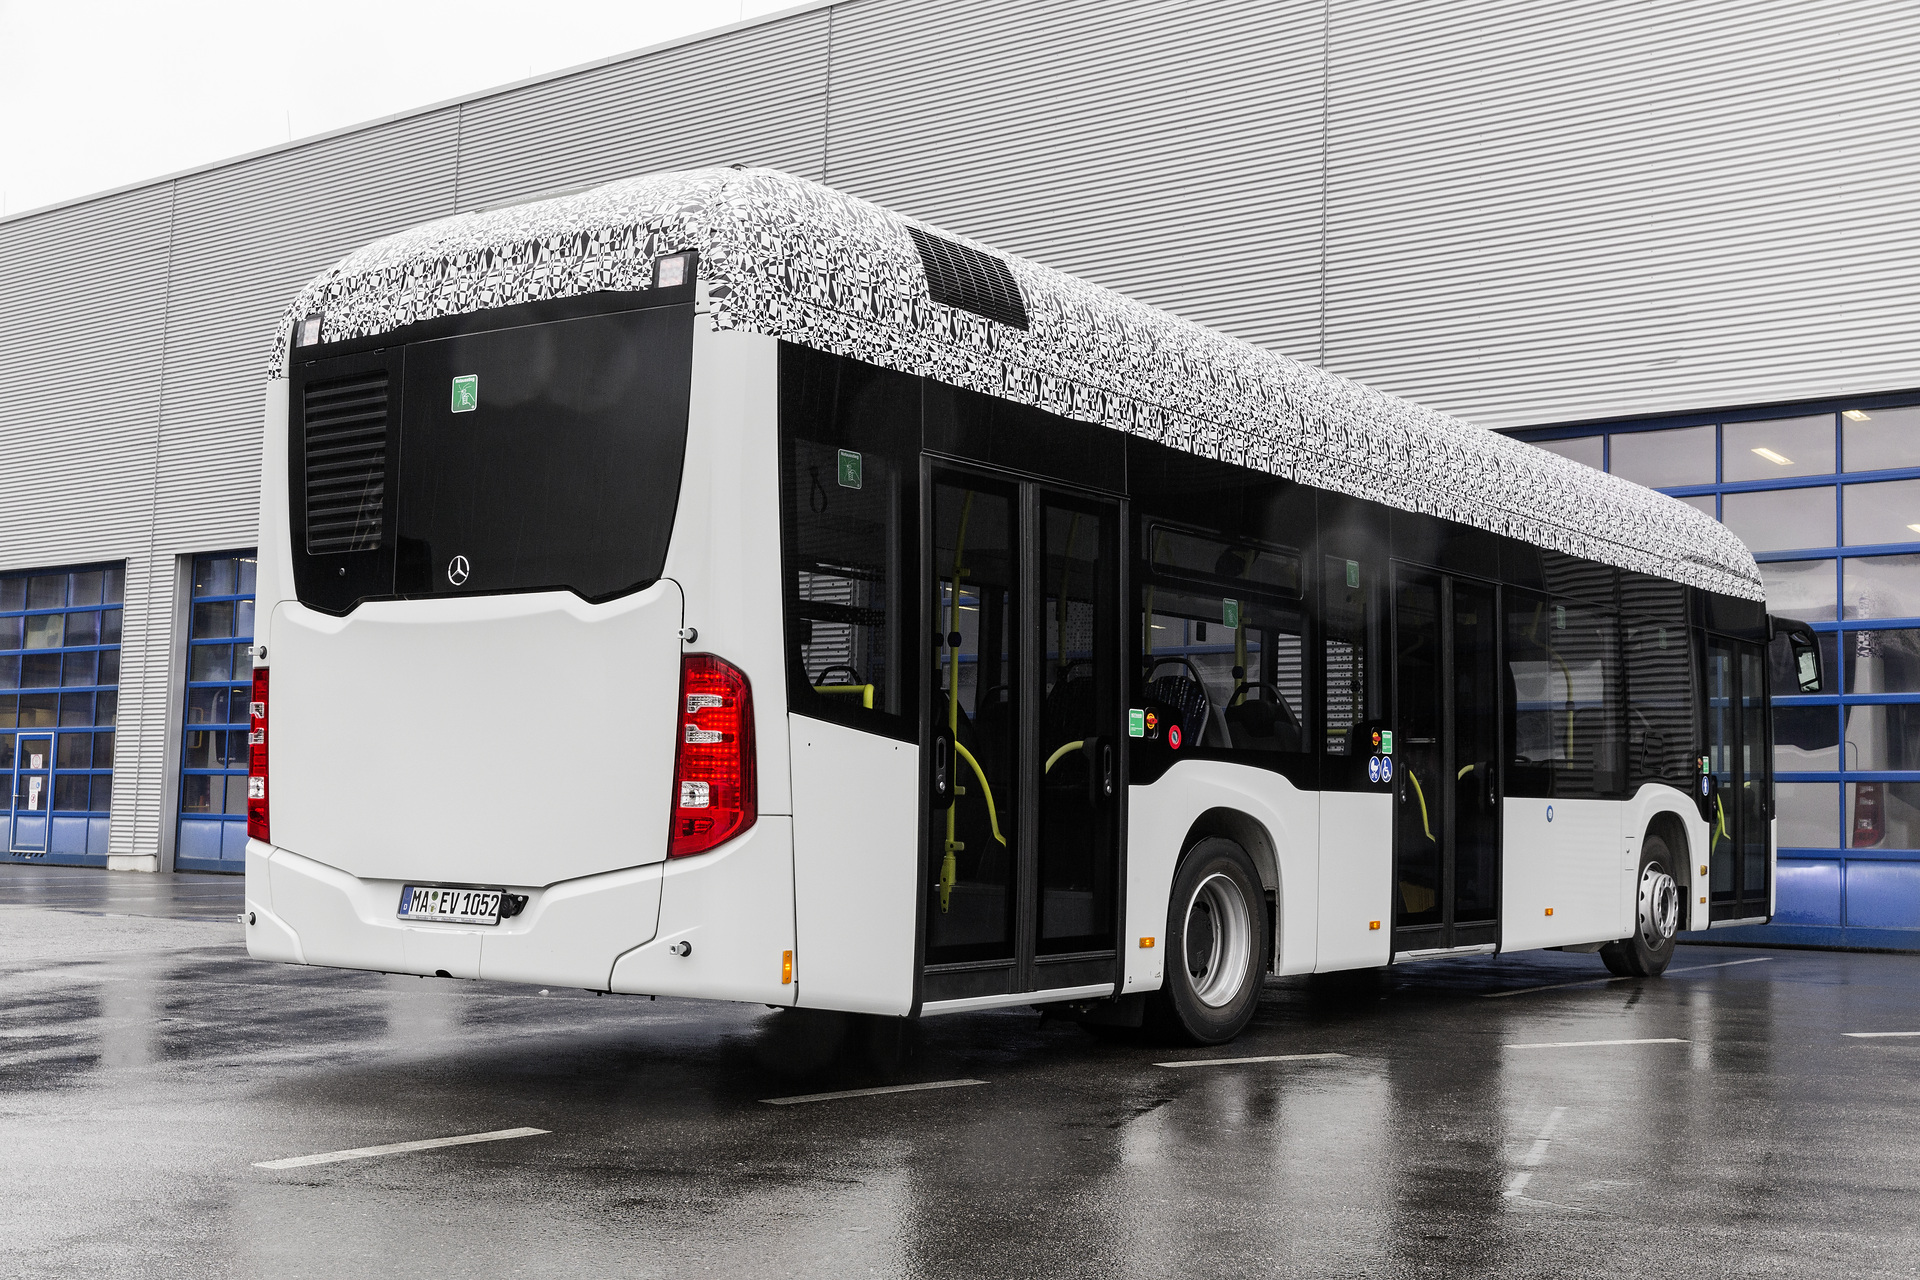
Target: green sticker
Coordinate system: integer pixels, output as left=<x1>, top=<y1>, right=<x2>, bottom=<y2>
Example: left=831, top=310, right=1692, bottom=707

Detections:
left=1380, top=730, right=1394, bottom=755
left=837, top=448, right=863, bottom=489
left=1222, top=598, right=1240, bottom=630
left=450, top=374, right=479, bottom=413
left=1346, top=559, right=1360, bottom=589
left=1554, top=604, right=1567, bottom=630
left=1128, top=708, right=1146, bottom=738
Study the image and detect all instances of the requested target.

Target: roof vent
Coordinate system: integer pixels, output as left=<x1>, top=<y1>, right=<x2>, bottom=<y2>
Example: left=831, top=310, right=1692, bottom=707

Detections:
left=302, top=370, right=389, bottom=554
left=907, top=226, right=1028, bottom=330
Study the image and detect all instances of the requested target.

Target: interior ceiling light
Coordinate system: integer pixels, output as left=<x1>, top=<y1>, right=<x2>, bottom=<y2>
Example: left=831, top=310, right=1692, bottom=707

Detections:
left=1751, top=447, right=1793, bottom=465
left=1845, top=409, right=1872, bottom=421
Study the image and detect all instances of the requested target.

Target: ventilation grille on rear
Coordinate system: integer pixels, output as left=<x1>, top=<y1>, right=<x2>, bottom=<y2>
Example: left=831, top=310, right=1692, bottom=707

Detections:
left=302, top=371, right=389, bottom=555
left=906, top=226, right=1029, bottom=330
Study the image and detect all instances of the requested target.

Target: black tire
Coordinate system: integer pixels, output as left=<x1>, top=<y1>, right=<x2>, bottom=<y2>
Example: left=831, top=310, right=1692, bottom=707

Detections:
left=1147, top=837, right=1269, bottom=1044
left=1600, top=832, right=1682, bottom=977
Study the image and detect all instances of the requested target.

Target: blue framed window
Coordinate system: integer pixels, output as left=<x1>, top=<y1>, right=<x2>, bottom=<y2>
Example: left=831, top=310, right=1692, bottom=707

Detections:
left=1516, top=395, right=1920, bottom=931
left=176, top=552, right=256, bottom=872
left=0, top=563, right=124, bottom=865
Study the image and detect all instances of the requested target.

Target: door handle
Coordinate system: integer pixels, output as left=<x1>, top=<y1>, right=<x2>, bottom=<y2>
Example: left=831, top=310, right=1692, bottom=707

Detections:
left=932, top=733, right=952, bottom=805
left=1101, top=743, right=1115, bottom=799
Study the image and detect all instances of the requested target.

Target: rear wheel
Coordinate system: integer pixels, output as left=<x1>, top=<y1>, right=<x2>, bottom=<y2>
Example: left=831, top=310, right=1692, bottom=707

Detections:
left=1601, top=833, right=1681, bottom=977
left=1147, top=837, right=1268, bottom=1044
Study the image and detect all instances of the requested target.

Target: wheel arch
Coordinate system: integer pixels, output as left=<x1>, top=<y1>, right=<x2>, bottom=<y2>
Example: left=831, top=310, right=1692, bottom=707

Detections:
left=1180, top=807, right=1279, bottom=971
left=1644, top=808, right=1693, bottom=899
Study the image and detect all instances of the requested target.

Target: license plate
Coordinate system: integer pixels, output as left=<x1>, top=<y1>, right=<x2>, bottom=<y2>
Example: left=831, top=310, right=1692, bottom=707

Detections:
left=398, top=885, right=503, bottom=926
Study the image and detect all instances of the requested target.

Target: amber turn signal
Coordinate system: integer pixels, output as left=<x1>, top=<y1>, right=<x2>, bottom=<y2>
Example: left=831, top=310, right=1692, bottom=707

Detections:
left=1139, top=936, right=1155, bottom=949
left=1368, top=920, right=1380, bottom=931
left=781, top=949, right=793, bottom=984
left=1545, top=907, right=1554, bottom=916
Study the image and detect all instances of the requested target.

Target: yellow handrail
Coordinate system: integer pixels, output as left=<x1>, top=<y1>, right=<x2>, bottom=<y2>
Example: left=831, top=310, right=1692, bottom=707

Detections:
left=951, top=740, right=1006, bottom=848
left=1408, top=768, right=1435, bottom=842
left=815, top=683, right=874, bottom=709
left=941, top=492, right=975, bottom=913
left=1045, top=739, right=1086, bottom=774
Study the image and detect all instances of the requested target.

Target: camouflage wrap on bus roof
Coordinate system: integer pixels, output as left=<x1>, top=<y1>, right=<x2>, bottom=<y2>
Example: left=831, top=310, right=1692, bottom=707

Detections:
left=268, top=167, right=1763, bottom=601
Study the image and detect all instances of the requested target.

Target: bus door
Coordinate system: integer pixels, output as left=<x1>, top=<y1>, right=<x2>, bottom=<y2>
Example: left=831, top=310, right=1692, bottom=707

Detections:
left=922, top=466, right=1123, bottom=1002
left=9, top=732, right=52, bottom=857
left=1390, top=568, right=1501, bottom=953
left=1705, top=638, right=1770, bottom=919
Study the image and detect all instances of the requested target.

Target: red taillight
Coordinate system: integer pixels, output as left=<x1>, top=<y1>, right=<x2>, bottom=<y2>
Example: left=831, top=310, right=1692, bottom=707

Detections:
left=669, top=653, right=756, bottom=858
left=247, top=667, right=270, bottom=842
left=1853, top=781, right=1883, bottom=848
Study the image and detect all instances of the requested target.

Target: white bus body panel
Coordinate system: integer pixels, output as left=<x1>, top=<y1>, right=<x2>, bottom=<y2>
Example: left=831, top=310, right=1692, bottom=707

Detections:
left=1125, top=761, right=1320, bottom=992
left=659, top=326, right=792, bottom=817
left=266, top=582, right=684, bottom=888
left=1618, top=784, right=1712, bottom=933
left=1314, top=790, right=1394, bottom=971
left=1502, top=797, right=1621, bottom=951
left=246, top=840, right=665, bottom=987
left=610, top=817, right=796, bottom=1006
left=789, top=716, right=918, bottom=1016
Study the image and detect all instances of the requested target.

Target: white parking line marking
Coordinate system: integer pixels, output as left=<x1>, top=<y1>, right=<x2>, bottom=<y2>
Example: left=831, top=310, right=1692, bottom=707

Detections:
left=1483, top=956, right=1770, bottom=998
left=1504, top=1106, right=1567, bottom=1199
left=253, top=1127, right=549, bottom=1169
left=1844, top=1030, right=1920, bottom=1038
left=761, top=1079, right=987, bottom=1106
left=1155, top=1052, right=1349, bottom=1069
left=1505, top=1037, right=1688, bottom=1050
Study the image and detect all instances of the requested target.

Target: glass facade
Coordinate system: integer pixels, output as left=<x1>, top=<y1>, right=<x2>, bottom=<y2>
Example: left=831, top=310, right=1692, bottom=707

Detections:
left=1518, top=400, right=1920, bottom=932
left=176, top=552, right=257, bottom=871
left=0, top=564, right=124, bottom=864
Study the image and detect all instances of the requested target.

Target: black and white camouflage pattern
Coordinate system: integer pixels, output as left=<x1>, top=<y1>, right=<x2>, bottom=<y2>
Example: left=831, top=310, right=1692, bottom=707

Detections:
left=268, top=167, right=1762, bottom=601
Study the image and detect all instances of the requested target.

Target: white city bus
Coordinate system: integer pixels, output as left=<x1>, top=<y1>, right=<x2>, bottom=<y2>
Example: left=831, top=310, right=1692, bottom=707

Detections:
left=243, top=168, right=1821, bottom=1043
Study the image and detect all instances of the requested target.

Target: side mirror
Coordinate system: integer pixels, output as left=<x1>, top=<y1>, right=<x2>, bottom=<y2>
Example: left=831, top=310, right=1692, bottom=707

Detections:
left=1769, top=615, right=1826, bottom=695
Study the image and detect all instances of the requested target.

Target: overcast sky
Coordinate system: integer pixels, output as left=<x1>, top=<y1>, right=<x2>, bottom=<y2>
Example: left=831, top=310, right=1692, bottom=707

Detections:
left=0, top=0, right=797, bottom=217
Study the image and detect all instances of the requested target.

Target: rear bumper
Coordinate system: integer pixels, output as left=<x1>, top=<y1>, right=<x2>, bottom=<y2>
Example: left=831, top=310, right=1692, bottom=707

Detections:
left=243, top=816, right=796, bottom=1003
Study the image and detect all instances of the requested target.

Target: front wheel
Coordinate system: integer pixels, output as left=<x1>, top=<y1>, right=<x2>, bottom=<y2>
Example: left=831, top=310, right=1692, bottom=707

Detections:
left=1600, top=833, right=1681, bottom=977
left=1147, top=837, right=1268, bottom=1044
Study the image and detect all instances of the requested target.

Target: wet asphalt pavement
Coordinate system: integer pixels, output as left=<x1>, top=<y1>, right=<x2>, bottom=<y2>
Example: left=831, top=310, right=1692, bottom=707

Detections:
left=3, top=866, right=1918, bottom=1279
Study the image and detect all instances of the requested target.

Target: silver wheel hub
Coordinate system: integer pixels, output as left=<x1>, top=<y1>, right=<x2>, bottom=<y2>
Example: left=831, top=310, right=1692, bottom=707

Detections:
left=1638, top=864, right=1679, bottom=950
left=1184, top=872, right=1253, bottom=1007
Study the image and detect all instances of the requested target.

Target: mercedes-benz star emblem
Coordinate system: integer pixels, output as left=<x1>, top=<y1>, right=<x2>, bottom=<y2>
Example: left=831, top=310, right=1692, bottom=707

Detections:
left=446, top=555, right=470, bottom=586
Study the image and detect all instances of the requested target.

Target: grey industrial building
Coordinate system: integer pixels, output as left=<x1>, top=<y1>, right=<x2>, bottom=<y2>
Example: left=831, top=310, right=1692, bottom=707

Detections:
left=2, top=0, right=1916, bottom=947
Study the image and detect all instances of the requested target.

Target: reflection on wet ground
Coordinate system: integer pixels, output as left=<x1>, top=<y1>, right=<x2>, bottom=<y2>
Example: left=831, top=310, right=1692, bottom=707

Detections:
left=3, top=864, right=1918, bottom=1278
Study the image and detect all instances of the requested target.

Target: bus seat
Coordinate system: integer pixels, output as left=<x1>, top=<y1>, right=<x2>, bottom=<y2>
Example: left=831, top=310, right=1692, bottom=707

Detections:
left=1148, top=675, right=1211, bottom=749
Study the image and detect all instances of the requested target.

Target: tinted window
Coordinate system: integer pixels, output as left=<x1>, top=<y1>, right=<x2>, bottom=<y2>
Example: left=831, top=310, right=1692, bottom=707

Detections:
left=1722, top=414, right=1834, bottom=482
left=1843, top=405, right=1920, bottom=472
left=1843, top=478, right=1920, bottom=547
left=1554, top=599, right=1624, bottom=797
left=1759, top=559, right=1836, bottom=621
left=1322, top=555, right=1382, bottom=761
left=1530, top=435, right=1603, bottom=469
left=1845, top=554, right=1920, bottom=619
left=1723, top=487, right=1835, bottom=553
left=1609, top=425, right=1715, bottom=488
left=1503, top=590, right=1554, bottom=798
left=778, top=345, right=921, bottom=740
left=391, top=303, right=694, bottom=602
left=1623, top=612, right=1695, bottom=788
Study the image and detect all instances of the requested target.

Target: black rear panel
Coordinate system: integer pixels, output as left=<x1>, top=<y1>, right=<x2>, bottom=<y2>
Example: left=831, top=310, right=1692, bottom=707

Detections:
left=288, top=298, right=694, bottom=613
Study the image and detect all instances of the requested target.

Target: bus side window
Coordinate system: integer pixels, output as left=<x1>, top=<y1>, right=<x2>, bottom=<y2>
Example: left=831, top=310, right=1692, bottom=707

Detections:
left=1504, top=590, right=1555, bottom=797
left=1551, top=598, right=1625, bottom=797
left=1321, top=555, right=1376, bottom=757
left=777, top=345, right=920, bottom=740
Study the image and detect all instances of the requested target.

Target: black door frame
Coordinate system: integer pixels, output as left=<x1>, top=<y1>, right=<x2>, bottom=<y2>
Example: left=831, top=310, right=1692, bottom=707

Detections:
left=1704, top=633, right=1772, bottom=920
left=915, top=457, right=1129, bottom=1002
left=1389, top=562, right=1504, bottom=955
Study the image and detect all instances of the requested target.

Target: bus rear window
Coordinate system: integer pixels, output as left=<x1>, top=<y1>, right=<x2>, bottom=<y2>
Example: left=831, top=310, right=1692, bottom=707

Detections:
left=394, top=305, right=693, bottom=601
left=288, top=301, right=695, bottom=613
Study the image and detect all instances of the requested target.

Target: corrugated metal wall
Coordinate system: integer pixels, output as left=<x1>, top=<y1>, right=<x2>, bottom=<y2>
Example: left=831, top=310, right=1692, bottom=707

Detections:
left=3, top=0, right=1918, bottom=867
